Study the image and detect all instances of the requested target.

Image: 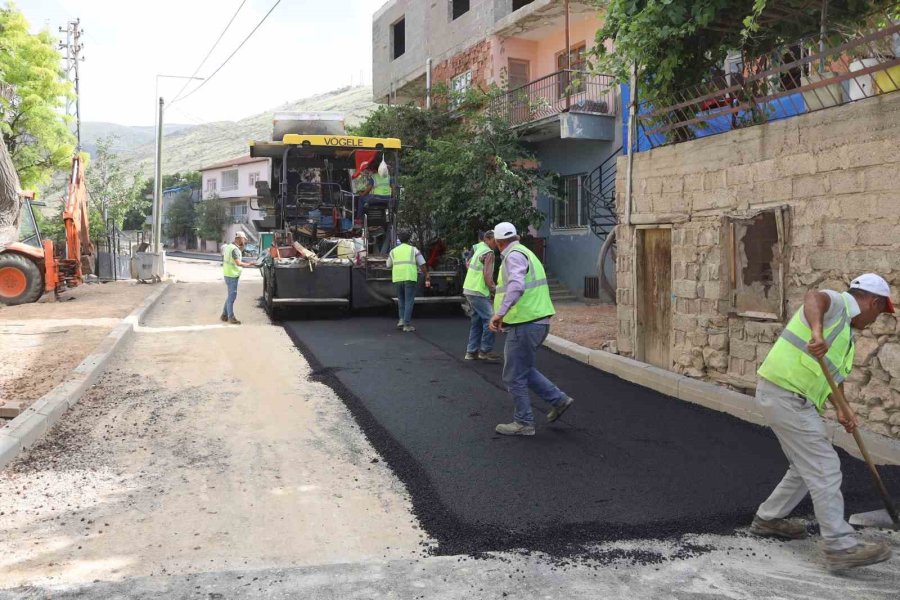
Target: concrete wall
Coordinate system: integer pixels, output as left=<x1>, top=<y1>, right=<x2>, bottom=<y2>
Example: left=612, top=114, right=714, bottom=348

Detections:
left=614, top=91, right=900, bottom=437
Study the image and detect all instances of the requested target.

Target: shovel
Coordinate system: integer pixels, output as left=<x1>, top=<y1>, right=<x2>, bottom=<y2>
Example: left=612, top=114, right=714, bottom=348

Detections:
left=816, top=356, right=900, bottom=529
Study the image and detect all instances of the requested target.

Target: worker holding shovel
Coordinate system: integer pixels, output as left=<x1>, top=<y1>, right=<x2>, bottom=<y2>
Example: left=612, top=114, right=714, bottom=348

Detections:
left=752, top=273, right=895, bottom=571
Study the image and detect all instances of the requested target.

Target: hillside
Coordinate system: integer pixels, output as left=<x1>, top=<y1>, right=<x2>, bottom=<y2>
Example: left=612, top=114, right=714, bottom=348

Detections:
left=120, top=86, right=377, bottom=176
left=80, top=122, right=195, bottom=157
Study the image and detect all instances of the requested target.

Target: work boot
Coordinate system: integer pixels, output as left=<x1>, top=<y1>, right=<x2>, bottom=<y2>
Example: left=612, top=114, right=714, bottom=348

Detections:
left=495, top=422, right=535, bottom=436
left=824, top=540, right=892, bottom=571
left=220, top=313, right=228, bottom=322
left=546, top=396, right=575, bottom=423
left=396, top=320, right=404, bottom=329
left=464, top=352, right=478, bottom=360
left=749, top=515, right=808, bottom=540
left=478, top=351, right=502, bottom=362
left=228, top=317, right=242, bottom=325
left=402, top=325, right=416, bottom=332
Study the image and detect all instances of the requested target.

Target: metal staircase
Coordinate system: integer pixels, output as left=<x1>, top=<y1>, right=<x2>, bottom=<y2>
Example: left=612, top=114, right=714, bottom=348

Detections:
left=582, top=145, right=623, bottom=239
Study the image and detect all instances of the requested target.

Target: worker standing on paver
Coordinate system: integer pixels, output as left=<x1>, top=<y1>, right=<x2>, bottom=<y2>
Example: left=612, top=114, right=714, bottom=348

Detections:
left=387, top=231, right=429, bottom=332
left=751, top=273, right=895, bottom=571
left=221, top=231, right=257, bottom=325
left=463, top=230, right=501, bottom=362
left=488, top=222, right=573, bottom=436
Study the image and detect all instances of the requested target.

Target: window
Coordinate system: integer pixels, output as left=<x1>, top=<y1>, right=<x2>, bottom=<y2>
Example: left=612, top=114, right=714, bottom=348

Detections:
left=512, top=0, right=534, bottom=10
left=552, top=174, right=587, bottom=229
left=729, top=208, right=788, bottom=319
left=206, top=178, right=217, bottom=192
left=222, top=170, right=239, bottom=191
left=507, top=59, right=530, bottom=90
left=557, top=43, right=586, bottom=97
left=230, top=202, right=248, bottom=223
left=249, top=172, right=260, bottom=187
left=450, top=70, right=473, bottom=108
left=392, top=18, right=405, bottom=60
left=451, top=0, right=469, bottom=20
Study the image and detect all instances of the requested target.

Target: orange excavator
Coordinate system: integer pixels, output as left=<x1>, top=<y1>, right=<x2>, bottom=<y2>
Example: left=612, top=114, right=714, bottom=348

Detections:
left=0, top=155, right=92, bottom=305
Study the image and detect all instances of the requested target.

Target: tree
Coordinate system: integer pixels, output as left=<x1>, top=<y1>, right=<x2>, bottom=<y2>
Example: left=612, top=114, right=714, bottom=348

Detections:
left=196, top=194, right=228, bottom=242
left=0, top=133, right=22, bottom=246
left=85, top=136, right=146, bottom=240
left=0, top=5, right=75, bottom=189
left=163, top=192, right=196, bottom=244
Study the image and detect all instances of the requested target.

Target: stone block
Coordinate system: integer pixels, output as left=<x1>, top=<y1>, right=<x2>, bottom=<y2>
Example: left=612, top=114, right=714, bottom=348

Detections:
left=793, top=174, right=829, bottom=198
left=828, top=169, right=863, bottom=196
left=869, top=407, right=890, bottom=424
left=822, top=223, right=858, bottom=248
left=756, top=343, right=774, bottom=361
left=871, top=315, right=896, bottom=336
left=709, top=333, right=728, bottom=350
left=858, top=223, right=900, bottom=246
left=0, top=433, right=22, bottom=470
left=878, top=343, right=900, bottom=379
left=863, top=164, right=897, bottom=192
left=854, top=336, right=881, bottom=367
left=672, top=279, right=698, bottom=299
left=0, top=401, right=25, bottom=419
left=862, top=380, right=892, bottom=406
left=703, top=347, right=728, bottom=370
left=697, top=228, right=720, bottom=247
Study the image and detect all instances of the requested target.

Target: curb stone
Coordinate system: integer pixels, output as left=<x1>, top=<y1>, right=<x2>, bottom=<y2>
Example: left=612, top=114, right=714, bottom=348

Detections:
left=0, top=282, right=171, bottom=470
left=544, top=334, right=900, bottom=466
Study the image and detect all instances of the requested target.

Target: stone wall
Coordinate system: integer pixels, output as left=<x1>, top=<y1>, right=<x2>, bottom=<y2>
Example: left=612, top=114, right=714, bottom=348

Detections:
left=615, top=91, right=900, bottom=437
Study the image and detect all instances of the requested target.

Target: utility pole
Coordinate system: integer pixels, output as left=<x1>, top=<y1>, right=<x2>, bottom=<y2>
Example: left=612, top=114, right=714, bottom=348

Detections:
left=152, top=97, right=164, bottom=256
left=59, top=19, right=84, bottom=151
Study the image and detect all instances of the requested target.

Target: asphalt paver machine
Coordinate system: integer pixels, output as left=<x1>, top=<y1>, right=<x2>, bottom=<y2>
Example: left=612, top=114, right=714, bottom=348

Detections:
left=250, top=114, right=464, bottom=316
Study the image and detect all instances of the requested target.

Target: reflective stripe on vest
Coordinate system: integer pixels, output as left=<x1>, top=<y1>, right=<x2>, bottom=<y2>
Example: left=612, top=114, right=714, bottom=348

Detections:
left=372, top=173, right=391, bottom=196
left=391, top=243, right=418, bottom=283
left=493, top=244, right=554, bottom=324
left=223, top=243, right=241, bottom=278
left=463, top=243, right=492, bottom=297
left=757, top=295, right=855, bottom=411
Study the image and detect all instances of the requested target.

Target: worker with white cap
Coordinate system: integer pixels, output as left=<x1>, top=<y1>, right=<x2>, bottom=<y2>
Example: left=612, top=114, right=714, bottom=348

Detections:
left=488, top=222, right=573, bottom=436
left=751, top=273, right=895, bottom=570
left=221, top=231, right=258, bottom=325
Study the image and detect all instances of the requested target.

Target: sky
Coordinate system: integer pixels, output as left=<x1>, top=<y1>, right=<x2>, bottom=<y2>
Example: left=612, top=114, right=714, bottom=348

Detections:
left=17, top=0, right=378, bottom=126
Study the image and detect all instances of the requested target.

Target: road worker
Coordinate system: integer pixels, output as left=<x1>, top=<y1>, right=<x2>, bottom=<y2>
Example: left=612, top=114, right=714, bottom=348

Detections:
left=751, top=273, right=895, bottom=571
left=488, top=222, right=573, bottom=436
left=463, top=230, right=500, bottom=361
left=386, top=231, right=429, bottom=332
left=220, top=231, right=257, bottom=325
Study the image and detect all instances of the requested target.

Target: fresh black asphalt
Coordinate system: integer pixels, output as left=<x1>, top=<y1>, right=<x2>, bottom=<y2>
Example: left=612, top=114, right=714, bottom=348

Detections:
left=283, top=315, right=900, bottom=556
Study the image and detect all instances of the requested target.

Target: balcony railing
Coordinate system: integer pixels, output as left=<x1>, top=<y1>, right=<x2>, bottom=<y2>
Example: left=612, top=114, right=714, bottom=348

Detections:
left=636, top=20, right=900, bottom=149
left=492, top=70, right=618, bottom=127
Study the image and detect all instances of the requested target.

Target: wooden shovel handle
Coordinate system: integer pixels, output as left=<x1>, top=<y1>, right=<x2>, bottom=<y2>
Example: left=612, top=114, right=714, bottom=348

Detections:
left=816, top=356, right=900, bottom=525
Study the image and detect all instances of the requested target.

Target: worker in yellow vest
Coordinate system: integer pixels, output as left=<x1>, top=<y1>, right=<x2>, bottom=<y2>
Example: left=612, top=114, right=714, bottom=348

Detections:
left=221, top=231, right=258, bottom=325
left=751, top=273, right=894, bottom=571
left=463, top=230, right=500, bottom=361
left=387, top=231, right=429, bottom=332
left=488, top=222, right=573, bottom=436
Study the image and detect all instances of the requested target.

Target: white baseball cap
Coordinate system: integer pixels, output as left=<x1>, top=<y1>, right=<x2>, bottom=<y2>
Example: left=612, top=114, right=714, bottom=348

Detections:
left=235, top=231, right=248, bottom=239
left=849, top=273, right=895, bottom=313
left=493, top=222, right=517, bottom=240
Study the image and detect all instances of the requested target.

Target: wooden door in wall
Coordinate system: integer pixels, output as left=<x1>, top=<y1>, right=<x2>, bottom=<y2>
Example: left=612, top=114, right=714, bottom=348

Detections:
left=637, top=228, right=672, bottom=370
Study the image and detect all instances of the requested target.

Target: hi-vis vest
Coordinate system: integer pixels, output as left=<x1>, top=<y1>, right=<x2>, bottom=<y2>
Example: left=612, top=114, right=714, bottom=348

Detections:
left=223, top=243, right=242, bottom=278
left=463, top=242, right=492, bottom=297
left=390, top=243, right=418, bottom=283
left=372, top=173, right=391, bottom=196
left=757, top=295, right=855, bottom=411
left=494, top=243, right=554, bottom=325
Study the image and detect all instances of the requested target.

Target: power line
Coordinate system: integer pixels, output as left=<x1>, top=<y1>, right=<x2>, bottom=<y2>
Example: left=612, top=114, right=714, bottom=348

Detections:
left=171, top=0, right=282, bottom=105
left=169, top=0, right=248, bottom=104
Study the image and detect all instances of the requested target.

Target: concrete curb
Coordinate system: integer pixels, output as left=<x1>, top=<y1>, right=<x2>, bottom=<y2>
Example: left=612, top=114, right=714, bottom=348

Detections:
left=0, top=283, right=171, bottom=470
left=544, top=334, right=900, bottom=466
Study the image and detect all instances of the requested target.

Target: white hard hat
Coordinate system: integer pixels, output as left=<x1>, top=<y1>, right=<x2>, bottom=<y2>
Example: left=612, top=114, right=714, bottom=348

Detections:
left=493, top=222, right=517, bottom=240
left=235, top=231, right=248, bottom=239
left=849, top=273, right=895, bottom=313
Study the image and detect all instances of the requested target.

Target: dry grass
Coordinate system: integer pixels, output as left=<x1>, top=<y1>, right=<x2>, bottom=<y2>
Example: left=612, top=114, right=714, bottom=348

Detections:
left=550, top=302, right=617, bottom=350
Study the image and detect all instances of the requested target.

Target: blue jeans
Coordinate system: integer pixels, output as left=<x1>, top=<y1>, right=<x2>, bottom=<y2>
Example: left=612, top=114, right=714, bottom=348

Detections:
left=223, top=276, right=239, bottom=319
left=502, top=322, right=566, bottom=426
left=396, top=281, right=417, bottom=325
left=465, top=294, right=495, bottom=353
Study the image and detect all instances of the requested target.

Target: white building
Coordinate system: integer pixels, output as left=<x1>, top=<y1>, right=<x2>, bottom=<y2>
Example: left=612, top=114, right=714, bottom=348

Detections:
left=199, top=155, right=271, bottom=244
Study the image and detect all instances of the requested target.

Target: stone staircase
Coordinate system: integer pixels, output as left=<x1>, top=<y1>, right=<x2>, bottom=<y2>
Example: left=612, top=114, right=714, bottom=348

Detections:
left=547, top=277, right=578, bottom=303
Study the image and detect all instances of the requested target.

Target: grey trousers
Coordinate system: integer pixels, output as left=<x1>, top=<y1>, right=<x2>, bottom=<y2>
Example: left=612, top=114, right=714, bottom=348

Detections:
left=755, top=377, right=858, bottom=551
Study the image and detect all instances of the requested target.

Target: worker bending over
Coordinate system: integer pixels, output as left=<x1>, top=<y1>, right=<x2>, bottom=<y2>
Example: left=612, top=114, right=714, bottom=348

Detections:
left=463, top=230, right=500, bottom=362
left=221, top=231, right=258, bottom=325
left=387, top=231, right=429, bottom=332
left=488, top=222, right=573, bottom=436
left=751, top=273, right=894, bottom=571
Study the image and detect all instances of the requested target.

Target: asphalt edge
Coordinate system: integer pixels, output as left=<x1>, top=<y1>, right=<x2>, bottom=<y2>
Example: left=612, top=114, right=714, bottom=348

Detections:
left=543, top=334, right=900, bottom=466
left=0, top=282, right=171, bottom=470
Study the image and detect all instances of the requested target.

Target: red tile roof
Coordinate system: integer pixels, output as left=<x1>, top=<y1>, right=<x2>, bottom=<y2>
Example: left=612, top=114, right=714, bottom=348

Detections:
left=199, top=155, right=269, bottom=172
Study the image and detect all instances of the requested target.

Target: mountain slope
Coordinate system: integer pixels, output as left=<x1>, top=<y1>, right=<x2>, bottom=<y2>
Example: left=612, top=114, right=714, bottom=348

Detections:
left=120, top=86, right=377, bottom=176
left=80, top=122, right=195, bottom=157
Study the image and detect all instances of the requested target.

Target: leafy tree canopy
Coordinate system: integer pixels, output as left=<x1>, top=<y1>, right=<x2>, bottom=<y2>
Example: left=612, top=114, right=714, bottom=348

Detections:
left=0, top=3, right=75, bottom=188
left=163, top=192, right=196, bottom=241
left=85, top=136, right=146, bottom=233
left=196, top=194, right=228, bottom=241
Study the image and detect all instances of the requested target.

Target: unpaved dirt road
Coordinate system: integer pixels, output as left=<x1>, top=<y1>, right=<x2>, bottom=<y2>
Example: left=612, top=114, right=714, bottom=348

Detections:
left=2, top=258, right=899, bottom=599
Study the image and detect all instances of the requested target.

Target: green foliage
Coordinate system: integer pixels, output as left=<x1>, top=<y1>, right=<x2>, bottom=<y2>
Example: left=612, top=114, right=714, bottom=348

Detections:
left=0, top=4, right=75, bottom=188
left=85, top=136, right=146, bottom=232
left=163, top=192, right=196, bottom=241
left=196, top=194, right=228, bottom=241
left=351, top=87, right=552, bottom=250
left=590, top=0, right=897, bottom=106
